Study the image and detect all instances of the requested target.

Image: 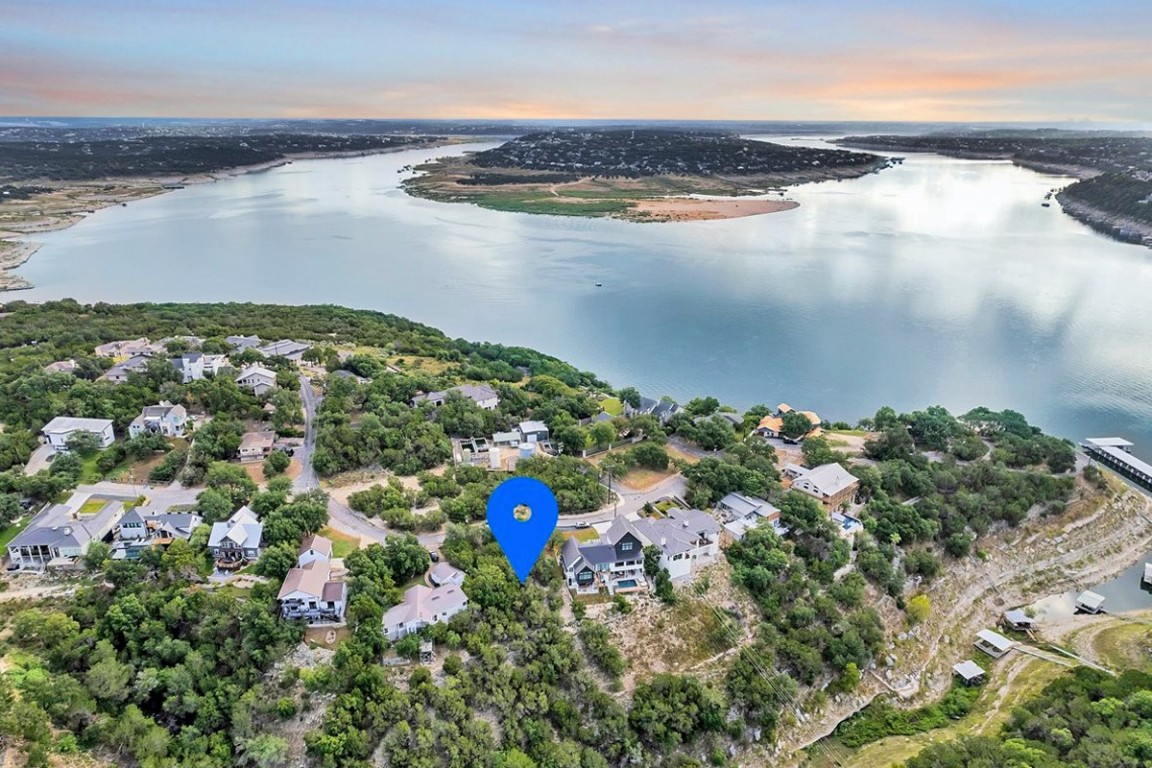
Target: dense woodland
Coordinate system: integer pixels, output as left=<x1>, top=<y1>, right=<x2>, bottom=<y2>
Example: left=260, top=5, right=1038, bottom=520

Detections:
left=0, top=134, right=435, bottom=182
left=0, top=301, right=1132, bottom=768
left=471, top=130, right=884, bottom=178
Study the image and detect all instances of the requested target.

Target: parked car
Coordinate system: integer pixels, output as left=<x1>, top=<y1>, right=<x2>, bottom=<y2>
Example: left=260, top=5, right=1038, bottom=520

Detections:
left=575, top=521, right=591, bottom=529
left=429, top=550, right=440, bottom=562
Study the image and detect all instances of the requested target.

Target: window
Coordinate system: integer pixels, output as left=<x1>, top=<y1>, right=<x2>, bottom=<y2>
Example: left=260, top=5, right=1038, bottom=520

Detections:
left=621, top=541, right=634, bottom=552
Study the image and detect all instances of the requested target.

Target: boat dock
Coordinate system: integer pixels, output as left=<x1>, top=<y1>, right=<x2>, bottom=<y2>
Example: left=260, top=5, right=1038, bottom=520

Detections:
left=1082, top=437, right=1152, bottom=492
left=1076, top=590, right=1107, bottom=614
left=1144, top=563, right=1152, bottom=587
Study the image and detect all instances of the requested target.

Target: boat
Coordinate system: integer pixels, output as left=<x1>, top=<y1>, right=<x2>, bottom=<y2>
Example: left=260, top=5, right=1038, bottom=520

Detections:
left=1041, top=202, right=1050, bottom=207
left=594, top=282, right=603, bottom=288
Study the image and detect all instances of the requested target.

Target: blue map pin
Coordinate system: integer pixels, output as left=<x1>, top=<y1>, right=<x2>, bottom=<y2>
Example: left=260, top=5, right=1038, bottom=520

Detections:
left=487, top=477, right=559, bottom=583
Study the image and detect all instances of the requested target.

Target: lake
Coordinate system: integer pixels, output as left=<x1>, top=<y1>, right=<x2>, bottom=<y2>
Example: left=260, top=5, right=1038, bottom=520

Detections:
left=13, top=138, right=1152, bottom=457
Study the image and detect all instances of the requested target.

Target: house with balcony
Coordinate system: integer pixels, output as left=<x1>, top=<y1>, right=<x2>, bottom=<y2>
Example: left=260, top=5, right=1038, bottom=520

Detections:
left=128, top=401, right=187, bottom=438
left=8, top=497, right=124, bottom=569
left=238, top=431, right=276, bottom=462
left=236, top=365, right=278, bottom=396
left=278, top=536, right=346, bottom=625
left=560, top=508, right=720, bottom=594
left=383, top=583, right=470, bottom=641
left=207, top=506, right=264, bottom=567
left=111, top=509, right=203, bottom=560
left=783, top=462, right=860, bottom=510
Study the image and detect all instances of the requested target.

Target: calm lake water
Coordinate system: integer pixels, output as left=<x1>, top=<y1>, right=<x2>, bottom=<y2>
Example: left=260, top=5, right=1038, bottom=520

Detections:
left=13, top=139, right=1152, bottom=457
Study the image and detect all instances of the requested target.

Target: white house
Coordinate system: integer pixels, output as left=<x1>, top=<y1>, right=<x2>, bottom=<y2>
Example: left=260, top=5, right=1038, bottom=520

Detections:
left=411, top=384, right=500, bottom=411
left=236, top=365, right=278, bottom=396
left=784, top=462, right=860, bottom=509
left=41, top=417, right=115, bottom=451
left=238, top=431, right=276, bottom=463
left=207, top=506, right=264, bottom=566
left=172, top=353, right=206, bottom=383
left=717, top=492, right=785, bottom=542
left=430, top=562, right=466, bottom=587
left=383, top=584, right=470, bottom=641
left=278, top=555, right=346, bottom=624
left=201, top=354, right=230, bottom=376
left=297, top=533, right=333, bottom=567
left=128, top=401, right=187, bottom=438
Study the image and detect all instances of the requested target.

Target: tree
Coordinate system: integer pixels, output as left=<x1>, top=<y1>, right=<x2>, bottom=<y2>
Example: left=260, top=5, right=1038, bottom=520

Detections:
left=906, top=594, right=931, bottom=624
left=195, top=487, right=234, bottom=524
left=643, top=545, right=663, bottom=578
left=589, top=422, right=616, bottom=448
left=617, top=387, right=641, bottom=409
left=631, top=442, right=669, bottom=471
left=255, top=542, right=299, bottom=581
left=84, top=540, right=112, bottom=572
left=780, top=410, right=814, bottom=440
left=204, top=462, right=258, bottom=507
left=802, top=435, right=846, bottom=468
left=263, top=450, right=291, bottom=476
left=553, top=425, right=589, bottom=456
left=64, top=431, right=103, bottom=457
left=684, top=396, right=720, bottom=416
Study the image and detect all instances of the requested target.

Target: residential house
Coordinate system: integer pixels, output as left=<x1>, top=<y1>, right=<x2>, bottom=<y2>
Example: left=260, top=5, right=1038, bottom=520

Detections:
left=560, top=509, right=720, bottom=594
left=41, top=417, right=115, bottom=452
left=112, top=509, right=203, bottom=560
left=201, top=354, right=230, bottom=376
left=297, top=534, right=333, bottom=566
left=411, top=384, right=500, bottom=411
left=518, top=420, right=550, bottom=443
left=624, top=396, right=682, bottom=424
left=716, top=492, right=784, bottom=543
left=94, top=338, right=157, bottom=358
left=128, top=401, right=187, bottom=438
left=383, top=583, right=470, bottom=641
left=207, top=506, right=264, bottom=566
left=755, top=403, right=822, bottom=441
left=8, top=498, right=124, bottom=569
left=430, top=562, right=465, bottom=587
left=99, top=354, right=154, bottom=383
left=784, top=462, right=860, bottom=510
left=256, top=340, right=311, bottom=361
left=278, top=540, right=346, bottom=624
left=236, top=365, right=278, bottom=396
left=239, top=431, right=276, bottom=463
left=43, top=359, right=77, bottom=374
left=226, top=334, right=262, bottom=351
left=172, top=353, right=206, bottom=383
left=331, top=369, right=368, bottom=385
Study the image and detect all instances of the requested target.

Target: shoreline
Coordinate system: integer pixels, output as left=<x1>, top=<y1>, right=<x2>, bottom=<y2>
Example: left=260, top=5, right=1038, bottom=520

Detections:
left=837, top=140, right=1152, bottom=250
left=0, top=140, right=457, bottom=292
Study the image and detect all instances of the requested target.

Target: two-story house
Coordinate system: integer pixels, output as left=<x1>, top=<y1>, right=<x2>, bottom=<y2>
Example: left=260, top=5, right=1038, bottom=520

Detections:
left=716, top=492, right=786, bottom=543
left=236, top=365, right=278, bottom=396
left=128, top=401, right=187, bottom=438
left=277, top=535, right=347, bottom=624
left=207, top=506, right=264, bottom=567
left=560, top=509, right=721, bottom=594
left=172, top=353, right=206, bottom=383
left=112, top=508, right=203, bottom=560
left=98, top=354, right=154, bottom=384
left=238, top=431, right=276, bottom=463
left=8, top=498, right=124, bottom=569
left=783, top=462, right=860, bottom=510
left=41, top=417, right=115, bottom=452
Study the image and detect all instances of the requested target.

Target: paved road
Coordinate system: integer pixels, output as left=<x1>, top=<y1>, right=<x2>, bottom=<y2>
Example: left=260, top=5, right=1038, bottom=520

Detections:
left=293, top=374, right=321, bottom=493
left=289, top=373, right=445, bottom=550
left=75, top=482, right=200, bottom=511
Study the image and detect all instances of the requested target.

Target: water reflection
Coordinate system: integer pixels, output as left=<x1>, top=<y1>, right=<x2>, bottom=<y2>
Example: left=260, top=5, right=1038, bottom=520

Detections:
left=13, top=139, right=1152, bottom=450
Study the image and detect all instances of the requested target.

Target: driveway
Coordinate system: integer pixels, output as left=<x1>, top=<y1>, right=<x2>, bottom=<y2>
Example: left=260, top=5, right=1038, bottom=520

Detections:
left=23, top=444, right=55, bottom=476
left=293, top=373, right=321, bottom=493
left=557, top=473, right=688, bottom=529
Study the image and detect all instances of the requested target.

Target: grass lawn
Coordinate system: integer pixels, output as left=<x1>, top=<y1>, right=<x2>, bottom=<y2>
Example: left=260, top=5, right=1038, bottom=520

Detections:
left=562, top=528, right=600, bottom=543
left=600, top=397, right=623, bottom=416
left=319, top=526, right=362, bottom=558
left=77, top=498, right=108, bottom=516
left=0, top=516, right=32, bottom=549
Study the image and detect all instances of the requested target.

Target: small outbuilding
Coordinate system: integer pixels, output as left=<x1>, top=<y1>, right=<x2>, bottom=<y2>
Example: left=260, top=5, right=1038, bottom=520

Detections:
left=952, top=659, right=986, bottom=686
left=1076, top=590, right=1106, bottom=614
left=974, top=629, right=1014, bottom=658
left=1002, top=609, right=1036, bottom=631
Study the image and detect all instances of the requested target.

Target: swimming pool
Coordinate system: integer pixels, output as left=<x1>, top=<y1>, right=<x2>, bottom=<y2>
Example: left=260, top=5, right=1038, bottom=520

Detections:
left=616, top=579, right=639, bottom=589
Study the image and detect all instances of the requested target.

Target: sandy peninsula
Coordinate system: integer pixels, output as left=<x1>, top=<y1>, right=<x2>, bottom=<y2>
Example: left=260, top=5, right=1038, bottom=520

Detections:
left=632, top=197, right=799, bottom=221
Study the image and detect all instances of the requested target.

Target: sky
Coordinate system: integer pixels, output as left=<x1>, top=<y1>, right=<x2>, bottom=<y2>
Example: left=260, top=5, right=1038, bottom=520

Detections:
left=2, top=0, right=1150, bottom=123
